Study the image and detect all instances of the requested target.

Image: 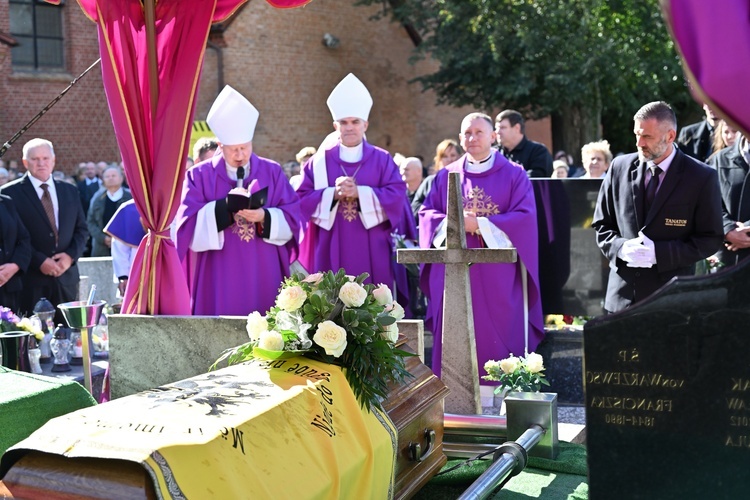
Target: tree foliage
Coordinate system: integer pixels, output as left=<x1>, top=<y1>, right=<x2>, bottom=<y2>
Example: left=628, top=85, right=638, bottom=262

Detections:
left=358, top=0, right=698, bottom=155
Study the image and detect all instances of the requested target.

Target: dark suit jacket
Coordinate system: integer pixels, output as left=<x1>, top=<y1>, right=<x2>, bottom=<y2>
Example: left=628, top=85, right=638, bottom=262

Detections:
left=1, top=174, right=89, bottom=313
left=592, top=148, right=724, bottom=313
left=709, top=141, right=750, bottom=266
left=0, top=194, right=32, bottom=294
left=77, top=179, right=100, bottom=216
left=676, top=120, right=713, bottom=163
left=501, top=137, right=553, bottom=178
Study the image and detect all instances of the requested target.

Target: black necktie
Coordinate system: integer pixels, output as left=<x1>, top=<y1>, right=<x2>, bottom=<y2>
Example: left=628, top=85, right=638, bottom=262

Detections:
left=645, top=165, right=662, bottom=213
left=41, top=183, right=59, bottom=243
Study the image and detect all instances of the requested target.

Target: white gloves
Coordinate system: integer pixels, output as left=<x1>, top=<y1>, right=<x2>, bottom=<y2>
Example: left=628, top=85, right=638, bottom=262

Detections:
left=617, top=231, right=656, bottom=268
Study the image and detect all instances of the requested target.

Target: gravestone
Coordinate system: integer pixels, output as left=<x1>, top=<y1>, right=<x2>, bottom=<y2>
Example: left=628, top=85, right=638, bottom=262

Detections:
left=398, top=172, right=516, bottom=415
left=78, top=257, right=119, bottom=307
left=108, top=315, right=425, bottom=398
left=532, top=178, right=607, bottom=316
left=584, top=258, right=750, bottom=499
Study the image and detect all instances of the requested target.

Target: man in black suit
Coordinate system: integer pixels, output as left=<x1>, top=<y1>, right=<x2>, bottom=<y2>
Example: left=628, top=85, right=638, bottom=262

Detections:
left=0, top=194, right=32, bottom=312
left=77, top=161, right=101, bottom=217
left=593, top=101, right=724, bottom=313
left=1, top=138, right=89, bottom=320
left=495, top=109, right=553, bottom=177
left=77, top=161, right=100, bottom=257
left=676, top=104, right=717, bottom=162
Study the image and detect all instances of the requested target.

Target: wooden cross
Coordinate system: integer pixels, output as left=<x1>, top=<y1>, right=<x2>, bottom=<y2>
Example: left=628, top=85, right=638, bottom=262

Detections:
left=398, top=172, right=517, bottom=414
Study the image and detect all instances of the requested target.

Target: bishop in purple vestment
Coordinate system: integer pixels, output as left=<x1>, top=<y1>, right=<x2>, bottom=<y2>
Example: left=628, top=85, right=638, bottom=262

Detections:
left=296, top=74, right=415, bottom=296
left=419, top=113, right=545, bottom=378
left=175, top=86, right=300, bottom=316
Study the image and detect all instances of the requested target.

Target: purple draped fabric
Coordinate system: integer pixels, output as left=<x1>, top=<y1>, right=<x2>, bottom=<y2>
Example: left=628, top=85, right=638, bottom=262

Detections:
left=419, top=154, right=545, bottom=378
left=57, top=0, right=310, bottom=313
left=175, top=154, right=301, bottom=315
left=663, top=0, right=750, bottom=135
left=296, top=141, right=415, bottom=296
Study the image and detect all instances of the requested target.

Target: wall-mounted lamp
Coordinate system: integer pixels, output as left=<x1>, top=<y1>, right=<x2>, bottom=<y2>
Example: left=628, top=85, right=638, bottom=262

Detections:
left=322, top=33, right=340, bottom=49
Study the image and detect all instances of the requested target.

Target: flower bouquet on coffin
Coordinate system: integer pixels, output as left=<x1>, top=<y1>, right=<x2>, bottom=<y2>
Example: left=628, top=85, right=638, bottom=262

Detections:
left=214, top=269, right=413, bottom=411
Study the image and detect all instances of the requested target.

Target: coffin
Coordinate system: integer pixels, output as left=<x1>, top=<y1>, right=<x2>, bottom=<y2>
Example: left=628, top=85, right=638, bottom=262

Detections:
left=0, top=335, right=448, bottom=499
left=385, top=338, right=450, bottom=499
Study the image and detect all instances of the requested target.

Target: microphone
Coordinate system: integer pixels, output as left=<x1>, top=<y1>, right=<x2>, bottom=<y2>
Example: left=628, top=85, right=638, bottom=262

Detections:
left=236, top=166, right=245, bottom=189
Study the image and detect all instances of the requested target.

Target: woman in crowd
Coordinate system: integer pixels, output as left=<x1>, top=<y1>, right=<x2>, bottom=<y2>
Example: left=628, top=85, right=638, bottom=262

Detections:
left=411, top=139, right=463, bottom=219
left=710, top=120, right=740, bottom=158
left=580, top=140, right=612, bottom=179
left=551, top=159, right=569, bottom=178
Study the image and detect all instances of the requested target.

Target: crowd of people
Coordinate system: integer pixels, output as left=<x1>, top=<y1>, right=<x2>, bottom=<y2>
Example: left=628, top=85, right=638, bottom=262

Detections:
left=0, top=86, right=746, bottom=378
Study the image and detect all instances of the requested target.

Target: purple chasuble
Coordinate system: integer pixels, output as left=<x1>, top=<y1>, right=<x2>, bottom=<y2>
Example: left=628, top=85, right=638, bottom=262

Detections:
left=175, top=154, right=301, bottom=316
left=104, top=199, right=145, bottom=247
left=418, top=153, right=545, bottom=379
left=296, top=140, right=414, bottom=292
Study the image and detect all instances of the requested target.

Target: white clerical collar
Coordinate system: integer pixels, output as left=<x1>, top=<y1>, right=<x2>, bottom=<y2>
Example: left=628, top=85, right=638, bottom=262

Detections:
left=106, top=187, right=124, bottom=202
left=339, top=142, right=363, bottom=163
left=225, top=162, right=249, bottom=181
left=465, top=151, right=495, bottom=173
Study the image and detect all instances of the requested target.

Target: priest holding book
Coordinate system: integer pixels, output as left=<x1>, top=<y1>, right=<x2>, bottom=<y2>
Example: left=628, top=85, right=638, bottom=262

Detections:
left=175, top=86, right=301, bottom=315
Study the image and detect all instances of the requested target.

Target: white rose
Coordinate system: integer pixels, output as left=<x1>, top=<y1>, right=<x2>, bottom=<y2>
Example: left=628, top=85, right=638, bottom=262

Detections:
left=246, top=311, right=268, bottom=341
left=276, top=285, right=307, bottom=311
left=372, top=284, right=393, bottom=306
left=338, top=281, right=367, bottom=307
left=388, top=301, right=405, bottom=321
left=313, top=321, right=348, bottom=358
left=484, top=360, right=500, bottom=373
left=524, top=352, right=545, bottom=374
left=302, top=272, right=324, bottom=286
left=499, top=355, right=521, bottom=375
left=381, top=322, right=399, bottom=343
left=257, top=330, right=285, bottom=351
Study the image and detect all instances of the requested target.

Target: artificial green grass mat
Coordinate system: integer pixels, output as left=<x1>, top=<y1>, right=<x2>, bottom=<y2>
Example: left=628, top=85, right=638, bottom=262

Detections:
left=0, top=366, right=96, bottom=456
left=415, top=441, right=588, bottom=499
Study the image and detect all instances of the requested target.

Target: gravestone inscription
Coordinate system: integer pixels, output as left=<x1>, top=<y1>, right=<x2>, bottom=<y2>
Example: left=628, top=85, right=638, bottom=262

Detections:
left=584, top=259, right=750, bottom=499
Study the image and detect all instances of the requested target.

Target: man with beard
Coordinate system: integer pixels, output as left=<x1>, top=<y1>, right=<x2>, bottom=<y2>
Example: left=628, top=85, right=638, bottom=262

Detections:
left=593, top=101, right=723, bottom=313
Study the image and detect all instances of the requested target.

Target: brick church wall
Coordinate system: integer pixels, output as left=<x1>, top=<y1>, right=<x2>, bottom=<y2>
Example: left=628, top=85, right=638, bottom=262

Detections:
left=0, top=0, right=551, bottom=176
left=195, top=0, right=475, bottom=165
left=0, top=2, right=119, bottom=175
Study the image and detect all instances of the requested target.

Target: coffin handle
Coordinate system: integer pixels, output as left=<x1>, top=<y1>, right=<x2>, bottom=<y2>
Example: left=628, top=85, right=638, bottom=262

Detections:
left=409, top=428, right=436, bottom=462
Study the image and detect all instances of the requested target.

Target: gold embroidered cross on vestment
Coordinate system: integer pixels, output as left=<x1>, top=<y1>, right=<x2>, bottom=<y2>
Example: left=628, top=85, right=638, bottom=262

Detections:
left=338, top=162, right=363, bottom=223
left=463, top=186, right=499, bottom=217
left=232, top=214, right=256, bottom=242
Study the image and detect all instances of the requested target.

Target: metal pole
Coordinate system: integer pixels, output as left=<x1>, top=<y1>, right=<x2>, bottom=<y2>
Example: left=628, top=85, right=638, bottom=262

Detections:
left=458, top=424, right=545, bottom=500
left=0, top=58, right=101, bottom=158
left=80, top=327, right=93, bottom=395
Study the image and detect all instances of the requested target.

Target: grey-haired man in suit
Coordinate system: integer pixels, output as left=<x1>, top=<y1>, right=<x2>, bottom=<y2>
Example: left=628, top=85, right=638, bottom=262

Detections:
left=593, top=101, right=723, bottom=313
left=1, top=138, right=88, bottom=321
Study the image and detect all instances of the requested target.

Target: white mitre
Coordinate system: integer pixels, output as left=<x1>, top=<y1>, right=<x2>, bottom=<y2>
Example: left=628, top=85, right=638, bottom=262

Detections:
left=326, top=73, right=373, bottom=121
left=207, top=85, right=259, bottom=145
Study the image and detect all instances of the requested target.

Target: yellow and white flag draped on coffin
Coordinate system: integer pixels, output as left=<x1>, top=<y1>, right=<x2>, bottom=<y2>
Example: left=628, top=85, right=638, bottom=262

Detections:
left=2, top=357, right=398, bottom=499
